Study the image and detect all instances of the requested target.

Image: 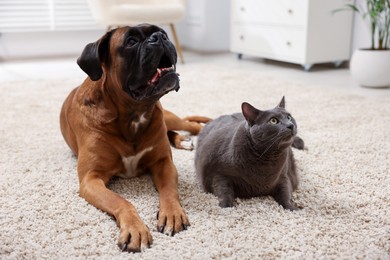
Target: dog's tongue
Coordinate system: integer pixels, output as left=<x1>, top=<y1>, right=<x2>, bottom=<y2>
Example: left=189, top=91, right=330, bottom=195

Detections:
left=148, top=65, right=175, bottom=85
left=149, top=70, right=161, bottom=85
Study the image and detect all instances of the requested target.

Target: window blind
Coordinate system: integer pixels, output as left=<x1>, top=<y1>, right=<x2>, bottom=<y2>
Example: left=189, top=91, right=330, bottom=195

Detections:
left=0, top=0, right=98, bottom=32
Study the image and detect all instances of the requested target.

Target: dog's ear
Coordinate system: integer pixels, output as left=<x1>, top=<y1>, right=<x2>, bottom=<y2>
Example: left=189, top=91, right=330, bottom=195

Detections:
left=77, top=31, right=112, bottom=81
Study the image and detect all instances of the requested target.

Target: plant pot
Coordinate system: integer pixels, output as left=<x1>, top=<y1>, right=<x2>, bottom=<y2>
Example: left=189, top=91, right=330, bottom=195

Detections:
left=350, top=49, right=390, bottom=88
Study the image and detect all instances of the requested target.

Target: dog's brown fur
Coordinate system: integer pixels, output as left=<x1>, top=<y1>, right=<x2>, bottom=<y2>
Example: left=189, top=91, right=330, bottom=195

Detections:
left=60, top=25, right=210, bottom=252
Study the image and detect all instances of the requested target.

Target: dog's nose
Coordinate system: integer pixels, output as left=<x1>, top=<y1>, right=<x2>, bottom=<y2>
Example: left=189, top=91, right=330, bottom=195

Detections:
left=148, top=32, right=168, bottom=44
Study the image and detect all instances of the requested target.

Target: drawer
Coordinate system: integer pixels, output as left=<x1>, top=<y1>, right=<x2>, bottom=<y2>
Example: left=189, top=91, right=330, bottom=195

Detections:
left=231, top=24, right=306, bottom=62
left=231, top=0, right=308, bottom=27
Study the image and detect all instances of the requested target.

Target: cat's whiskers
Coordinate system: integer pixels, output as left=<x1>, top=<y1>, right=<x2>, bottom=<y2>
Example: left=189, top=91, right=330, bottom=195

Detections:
left=258, top=129, right=292, bottom=159
left=258, top=130, right=282, bottom=159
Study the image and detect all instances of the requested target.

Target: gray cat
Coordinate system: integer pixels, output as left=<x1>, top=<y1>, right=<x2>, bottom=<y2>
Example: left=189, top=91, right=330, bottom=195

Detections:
left=195, top=97, right=304, bottom=210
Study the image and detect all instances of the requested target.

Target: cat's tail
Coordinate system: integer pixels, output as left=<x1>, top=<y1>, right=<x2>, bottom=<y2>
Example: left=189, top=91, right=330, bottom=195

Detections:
left=292, top=136, right=305, bottom=150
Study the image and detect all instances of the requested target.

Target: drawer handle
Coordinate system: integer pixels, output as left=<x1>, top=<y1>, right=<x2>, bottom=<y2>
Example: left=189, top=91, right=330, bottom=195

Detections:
left=287, top=9, right=293, bottom=14
left=286, top=41, right=292, bottom=46
left=240, top=6, right=245, bottom=12
left=240, top=35, right=245, bottom=40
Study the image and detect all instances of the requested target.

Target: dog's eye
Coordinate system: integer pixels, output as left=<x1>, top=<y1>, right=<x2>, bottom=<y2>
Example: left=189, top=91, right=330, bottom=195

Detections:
left=125, top=37, right=138, bottom=47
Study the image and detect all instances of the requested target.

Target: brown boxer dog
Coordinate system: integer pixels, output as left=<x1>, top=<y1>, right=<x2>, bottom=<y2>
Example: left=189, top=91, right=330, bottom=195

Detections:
left=60, top=24, right=210, bottom=252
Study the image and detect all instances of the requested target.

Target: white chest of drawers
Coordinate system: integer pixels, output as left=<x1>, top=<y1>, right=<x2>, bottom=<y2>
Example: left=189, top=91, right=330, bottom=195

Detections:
left=230, top=0, right=354, bottom=70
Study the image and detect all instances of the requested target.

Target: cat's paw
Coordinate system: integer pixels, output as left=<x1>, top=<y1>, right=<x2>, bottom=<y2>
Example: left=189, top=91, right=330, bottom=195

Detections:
left=283, top=202, right=303, bottom=211
left=218, top=199, right=234, bottom=208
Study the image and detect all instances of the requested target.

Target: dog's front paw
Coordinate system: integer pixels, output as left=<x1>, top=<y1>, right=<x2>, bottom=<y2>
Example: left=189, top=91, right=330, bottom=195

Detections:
left=156, top=205, right=190, bottom=236
left=117, top=218, right=152, bottom=253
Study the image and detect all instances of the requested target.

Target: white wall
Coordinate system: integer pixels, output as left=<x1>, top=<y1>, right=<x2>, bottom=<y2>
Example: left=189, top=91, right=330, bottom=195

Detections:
left=0, top=30, right=104, bottom=60
left=351, top=9, right=371, bottom=50
left=176, top=0, right=231, bottom=52
left=0, top=2, right=372, bottom=60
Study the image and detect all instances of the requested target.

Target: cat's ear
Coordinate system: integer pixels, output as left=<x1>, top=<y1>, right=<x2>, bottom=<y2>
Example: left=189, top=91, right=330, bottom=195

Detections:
left=242, top=102, right=260, bottom=126
left=277, top=96, right=286, bottom=108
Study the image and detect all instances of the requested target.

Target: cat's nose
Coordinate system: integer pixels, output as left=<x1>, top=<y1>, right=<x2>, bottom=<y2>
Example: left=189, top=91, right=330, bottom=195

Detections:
left=287, top=124, right=294, bottom=131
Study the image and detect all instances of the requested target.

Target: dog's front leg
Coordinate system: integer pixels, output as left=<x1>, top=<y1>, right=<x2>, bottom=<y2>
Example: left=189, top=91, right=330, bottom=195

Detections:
left=150, top=158, right=190, bottom=236
left=79, top=172, right=152, bottom=252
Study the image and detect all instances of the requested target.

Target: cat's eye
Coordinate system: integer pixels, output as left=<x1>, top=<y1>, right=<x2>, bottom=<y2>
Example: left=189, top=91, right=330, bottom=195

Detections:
left=287, top=115, right=292, bottom=121
left=269, top=118, right=279, bottom=124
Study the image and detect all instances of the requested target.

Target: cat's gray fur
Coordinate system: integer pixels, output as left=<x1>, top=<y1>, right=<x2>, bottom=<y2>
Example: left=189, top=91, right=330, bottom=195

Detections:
left=195, top=97, right=304, bottom=209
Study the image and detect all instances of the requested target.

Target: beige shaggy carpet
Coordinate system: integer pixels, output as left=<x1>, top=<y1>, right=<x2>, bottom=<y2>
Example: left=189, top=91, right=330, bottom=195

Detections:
left=1, top=63, right=389, bottom=259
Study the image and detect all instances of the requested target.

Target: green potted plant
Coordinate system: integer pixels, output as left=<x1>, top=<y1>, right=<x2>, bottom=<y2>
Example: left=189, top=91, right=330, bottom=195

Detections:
left=336, top=0, right=390, bottom=87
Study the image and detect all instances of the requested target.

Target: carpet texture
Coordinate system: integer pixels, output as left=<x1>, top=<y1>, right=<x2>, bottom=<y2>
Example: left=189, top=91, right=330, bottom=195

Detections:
left=1, top=63, right=389, bottom=259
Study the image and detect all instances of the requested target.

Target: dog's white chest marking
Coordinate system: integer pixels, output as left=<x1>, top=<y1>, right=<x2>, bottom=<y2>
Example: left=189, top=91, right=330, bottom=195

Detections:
left=131, top=113, right=148, bottom=133
left=119, top=146, right=153, bottom=178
